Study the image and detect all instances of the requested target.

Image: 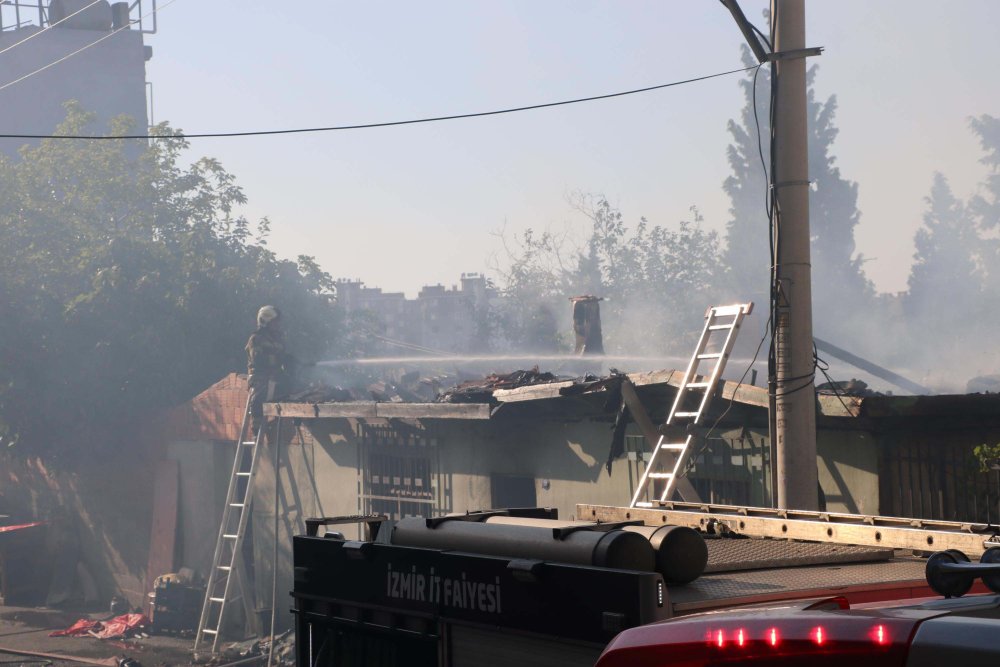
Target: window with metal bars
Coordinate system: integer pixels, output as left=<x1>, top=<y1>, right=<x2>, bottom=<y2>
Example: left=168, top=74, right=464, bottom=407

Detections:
left=357, top=422, right=447, bottom=519
left=625, top=431, right=773, bottom=507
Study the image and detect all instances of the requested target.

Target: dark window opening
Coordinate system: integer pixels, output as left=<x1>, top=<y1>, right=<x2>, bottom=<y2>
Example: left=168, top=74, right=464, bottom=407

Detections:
left=490, top=473, right=537, bottom=509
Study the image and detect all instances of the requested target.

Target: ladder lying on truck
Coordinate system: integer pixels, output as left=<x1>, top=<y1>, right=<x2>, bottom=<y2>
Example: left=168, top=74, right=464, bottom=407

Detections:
left=630, top=303, right=753, bottom=509
left=582, top=501, right=1000, bottom=558
left=194, top=395, right=266, bottom=655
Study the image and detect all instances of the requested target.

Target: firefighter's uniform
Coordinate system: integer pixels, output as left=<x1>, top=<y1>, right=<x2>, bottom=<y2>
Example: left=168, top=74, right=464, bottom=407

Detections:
left=246, top=306, right=287, bottom=432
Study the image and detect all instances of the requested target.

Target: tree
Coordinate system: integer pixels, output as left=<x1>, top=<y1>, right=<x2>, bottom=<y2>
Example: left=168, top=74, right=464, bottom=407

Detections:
left=965, top=114, right=1000, bottom=376
left=970, top=115, right=1000, bottom=295
left=721, top=50, right=773, bottom=305
left=0, top=102, right=348, bottom=457
left=571, top=196, right=723, bottom=355
left=905, top=173, right=982, bottom=342
left=490, top=196, right=722, bottom=356
left=488, top=226, right=574, bottom=353
left=722, top=48, right=874, bottom=347
left=806, top=68, right=874, bottom=307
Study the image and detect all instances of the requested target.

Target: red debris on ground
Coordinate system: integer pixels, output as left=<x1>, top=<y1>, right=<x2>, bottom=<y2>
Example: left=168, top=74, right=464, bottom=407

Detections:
left=0, top=521, right=45, bottom=533
left=49, top=613, right=150, bottom=639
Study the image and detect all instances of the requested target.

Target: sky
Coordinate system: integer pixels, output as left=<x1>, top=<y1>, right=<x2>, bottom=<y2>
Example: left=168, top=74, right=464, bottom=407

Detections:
left=138, top=1, right=1000, bottom=297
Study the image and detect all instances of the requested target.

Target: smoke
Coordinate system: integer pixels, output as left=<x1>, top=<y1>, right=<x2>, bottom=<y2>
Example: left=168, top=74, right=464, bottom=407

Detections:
left=380, top=139, right=1000, bottom=397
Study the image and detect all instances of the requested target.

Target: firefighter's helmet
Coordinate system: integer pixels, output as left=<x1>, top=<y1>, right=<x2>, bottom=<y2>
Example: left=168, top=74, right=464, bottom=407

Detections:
left=257, top=305, right=280, bottom=328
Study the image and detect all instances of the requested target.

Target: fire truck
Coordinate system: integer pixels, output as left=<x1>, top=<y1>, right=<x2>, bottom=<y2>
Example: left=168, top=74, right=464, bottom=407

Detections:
left=291, top=502, right=1000, bottom=667
left=286, top=303, right=1000, bottom=665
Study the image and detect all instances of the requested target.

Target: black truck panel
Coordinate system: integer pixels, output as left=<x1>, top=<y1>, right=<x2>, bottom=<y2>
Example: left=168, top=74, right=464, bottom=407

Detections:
left=292, top=534, right=668, bottom=667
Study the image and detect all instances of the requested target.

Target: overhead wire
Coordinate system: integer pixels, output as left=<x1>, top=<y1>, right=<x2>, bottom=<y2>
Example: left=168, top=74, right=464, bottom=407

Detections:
left=0, top=0, right=179, bottom=94
left=765, top=0, right=826, bottom=406
left=682, top=8, right=785, bottom=481
left=679, top=7, right=775, bottom=474
left=814, top=346, right=861, bottom=418
left=684, top=55, right=772, bottom=470
left=766, top=1, right=782, bottom=410
left=0, top=64, right=758, bottom=140
left=685, top=309, right=769, bottom=475
left=751, top=24, right=772, bottom=51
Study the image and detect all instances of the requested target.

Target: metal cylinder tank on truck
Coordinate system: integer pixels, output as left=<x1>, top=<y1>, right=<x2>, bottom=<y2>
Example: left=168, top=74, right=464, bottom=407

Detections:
left=484, top=516, right=708, bottom=584
left=389, top=516, right=655, bottom=572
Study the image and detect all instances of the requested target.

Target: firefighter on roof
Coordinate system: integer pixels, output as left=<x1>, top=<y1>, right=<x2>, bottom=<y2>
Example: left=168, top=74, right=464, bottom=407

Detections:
left=246, top=305, right=288, bottom=433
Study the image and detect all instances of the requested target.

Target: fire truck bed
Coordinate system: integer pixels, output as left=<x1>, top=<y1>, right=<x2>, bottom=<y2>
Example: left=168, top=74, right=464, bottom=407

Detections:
left=670, top=554, right=929, bottom=614
left=704, top=537, right=893, bottom=572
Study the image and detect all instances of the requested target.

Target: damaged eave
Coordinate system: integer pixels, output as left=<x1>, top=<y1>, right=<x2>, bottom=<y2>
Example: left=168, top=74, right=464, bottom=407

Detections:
left=491, top=380, right=580, bottom=403
left=262, top=401, right=492, bottom=420
left=493, top=369, right=772, bottom=409
left=491, top=369, right=869, bottom=429
left=851, top=393, right=1000, bottom=431
left=861, top=393, right=1000, bottom=418
left=817, top=394, right=865, bottom=419
left=813, top=393, right=1000, bottom=427
left=261, top=368, right=872, bottom=425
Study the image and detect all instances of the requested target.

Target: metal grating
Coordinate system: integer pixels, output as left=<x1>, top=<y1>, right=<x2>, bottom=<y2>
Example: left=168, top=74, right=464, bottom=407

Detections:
left=670, top=558, right=929, bottom=613
left=705, top=537, right=892, bottom=573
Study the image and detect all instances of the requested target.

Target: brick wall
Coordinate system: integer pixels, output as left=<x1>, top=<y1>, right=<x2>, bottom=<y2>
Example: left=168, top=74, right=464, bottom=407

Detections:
left=154, top=373, right=249, bottom=444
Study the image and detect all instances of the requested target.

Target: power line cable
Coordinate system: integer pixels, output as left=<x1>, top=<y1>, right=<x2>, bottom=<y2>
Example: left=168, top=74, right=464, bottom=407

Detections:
left=751, top=23, right=772, bottom=52
left=751, top=63, right=770, bottom=221
left=0, top=0, right=178, bottom=94
left=765, top=4, right=782, bottom=459
left=771, top=377, right=816, bottom=399
left=814, top=347, right=860, bottom=418
left=0, top=0, right=103, bottom=57
left=684, top=62, right=768, bottom=463
left=679, top=60, right=770, bottom=476
left=0, top=64, right=758, bottom=140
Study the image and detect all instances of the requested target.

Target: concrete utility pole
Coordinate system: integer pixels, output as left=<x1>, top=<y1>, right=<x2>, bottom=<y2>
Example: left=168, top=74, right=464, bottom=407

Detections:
left=771, top=0, right=818, bottom=510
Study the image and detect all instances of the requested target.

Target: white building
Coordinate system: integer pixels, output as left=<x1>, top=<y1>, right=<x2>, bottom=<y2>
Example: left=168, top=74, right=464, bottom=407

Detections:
left=0, top=0, right=154, bottom=157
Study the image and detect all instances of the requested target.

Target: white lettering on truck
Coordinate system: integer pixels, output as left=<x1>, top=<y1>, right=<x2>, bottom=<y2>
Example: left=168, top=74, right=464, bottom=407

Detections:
left=386, top=563, right=502, bottom=614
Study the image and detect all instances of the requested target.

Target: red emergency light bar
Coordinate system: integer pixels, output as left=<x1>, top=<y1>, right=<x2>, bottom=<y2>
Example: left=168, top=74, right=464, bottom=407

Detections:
left=704, top=621, right=891, bottom=651
left=596, top=610, right=919, bottom=666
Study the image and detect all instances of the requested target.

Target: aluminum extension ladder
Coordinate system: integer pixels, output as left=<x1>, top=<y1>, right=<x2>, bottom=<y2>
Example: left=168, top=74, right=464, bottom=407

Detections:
left=630, top=303, right=753, bottom=508
left=583, top=500, right=1000, bottom=558
left=194, top=394, right=265, bottom=655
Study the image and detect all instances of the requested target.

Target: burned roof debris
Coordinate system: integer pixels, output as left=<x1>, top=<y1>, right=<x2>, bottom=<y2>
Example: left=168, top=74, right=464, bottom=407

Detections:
left=284, top=367, right=573, bottom=407
left=440, top=368, right=563, bottom=403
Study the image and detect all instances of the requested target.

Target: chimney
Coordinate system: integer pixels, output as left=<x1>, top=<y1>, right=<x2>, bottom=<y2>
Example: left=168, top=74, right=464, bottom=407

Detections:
left=570, top=296, right=605, bottom=356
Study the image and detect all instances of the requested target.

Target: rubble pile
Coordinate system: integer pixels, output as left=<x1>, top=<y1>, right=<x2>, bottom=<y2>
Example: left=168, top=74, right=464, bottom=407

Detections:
left=217, top=630, right=294, bottom=667
left=439, top=368, right=564, bottom=403
left=285, top=371, right=453, bottom=404
left=283, top=368, right=572, bottom=405
left=816, top=378, right=882, bottom=397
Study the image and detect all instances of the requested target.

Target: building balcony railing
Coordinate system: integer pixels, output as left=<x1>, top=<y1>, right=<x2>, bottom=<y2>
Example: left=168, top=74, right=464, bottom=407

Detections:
left=1, top=0, right=157, bottom=35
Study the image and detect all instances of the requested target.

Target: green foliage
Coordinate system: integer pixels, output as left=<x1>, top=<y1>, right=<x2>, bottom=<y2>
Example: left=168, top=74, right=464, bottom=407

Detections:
left=895, top=115, right=1000, bottom=378
left=721, top=48, right=774, bottom=303
left=805, top=69, right=872, bottom=301
left=490, top=64, right=1000, bottom=390
left=491, top=196, right=722, bottom=355
left=489, top=226, right=573, bottom=352
left=905, top=174, right=982, bottom=336
left=970, top=115, right=1000, bottom=297
left=572, top=196, right=723, bottom=354
left=0, top=102, right=344, bottom=456
left=973, top=442, right=1000, bottom=473
left=722, top=47, right=874, bottom=348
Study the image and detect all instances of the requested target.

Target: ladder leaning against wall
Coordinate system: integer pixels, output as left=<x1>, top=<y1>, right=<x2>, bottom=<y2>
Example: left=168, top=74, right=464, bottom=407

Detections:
left=630, top=303, right=753, bottom=508
left=194, top=394, right=266, bottom=655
